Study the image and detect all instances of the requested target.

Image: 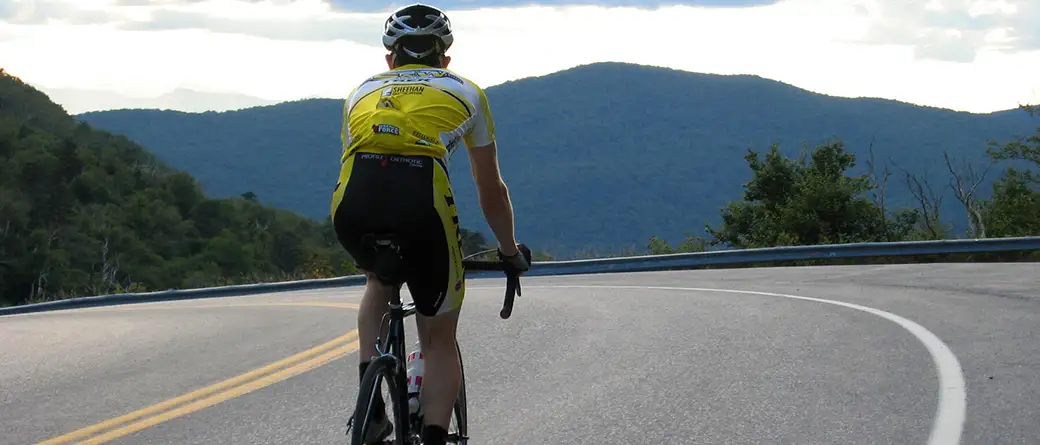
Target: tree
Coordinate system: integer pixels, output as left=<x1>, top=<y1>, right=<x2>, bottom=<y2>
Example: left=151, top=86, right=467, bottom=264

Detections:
left=705, top=140, right=905, bottom=249
left=987, top=104, right=1040, bottom=170
left=982, top=104, right=1040, bottom=237
left=943, top=151, right=993, bottom=238
left=891, top=161, right=948, bottom=240
left=647, top=234, right=707, bottom=254
left=984, top=169, right=1040, bottom=237
left=460, top=228, right=489, bottom=256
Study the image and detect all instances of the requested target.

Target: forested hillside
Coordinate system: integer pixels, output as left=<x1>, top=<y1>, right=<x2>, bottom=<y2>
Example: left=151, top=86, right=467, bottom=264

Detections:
left=0, top=69, right=490, bottom=307
left=76, top=62, right=1037, bottom=255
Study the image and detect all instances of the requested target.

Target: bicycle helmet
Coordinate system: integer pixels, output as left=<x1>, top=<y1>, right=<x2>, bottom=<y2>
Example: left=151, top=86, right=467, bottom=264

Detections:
left=382, top=3, right=454, bottom=59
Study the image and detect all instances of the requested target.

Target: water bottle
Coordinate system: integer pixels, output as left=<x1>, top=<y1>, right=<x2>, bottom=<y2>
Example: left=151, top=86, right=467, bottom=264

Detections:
left=405, top=341, right=425, bottom=415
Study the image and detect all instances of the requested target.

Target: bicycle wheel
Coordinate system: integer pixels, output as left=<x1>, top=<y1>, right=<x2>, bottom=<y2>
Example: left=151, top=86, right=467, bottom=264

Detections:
left=350, top=356, right=409, bottom=445
left=414, top=339, right=467, bottom=444
left=447, top=339, right=468, bottom=444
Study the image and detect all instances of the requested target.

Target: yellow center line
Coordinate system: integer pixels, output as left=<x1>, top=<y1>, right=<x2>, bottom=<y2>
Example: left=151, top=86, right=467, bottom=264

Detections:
left=79, top=339, right=361, bottom=445
left=33, top=302, right=362, bottom=445
left=71, top=301, right=360, bottom=313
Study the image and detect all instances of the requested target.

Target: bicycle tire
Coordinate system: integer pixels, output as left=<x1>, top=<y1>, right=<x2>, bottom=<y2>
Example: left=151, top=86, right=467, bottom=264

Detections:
left=351, top=356, right=408, bottom=445
left=412, top=339, right=468, bottom=444
left=448, top=339, right=468, bottom=444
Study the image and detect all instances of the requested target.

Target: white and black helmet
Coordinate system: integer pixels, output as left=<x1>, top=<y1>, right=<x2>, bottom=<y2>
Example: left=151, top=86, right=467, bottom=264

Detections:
left=382, top=3, right=454, bottom=58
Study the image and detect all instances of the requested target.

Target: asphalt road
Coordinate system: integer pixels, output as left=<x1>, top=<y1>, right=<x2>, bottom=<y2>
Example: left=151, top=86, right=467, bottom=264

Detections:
left=2, top=263, right=1037, bottom=445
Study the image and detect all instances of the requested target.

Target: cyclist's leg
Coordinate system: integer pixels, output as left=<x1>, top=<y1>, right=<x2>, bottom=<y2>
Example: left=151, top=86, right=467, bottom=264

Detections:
left=357, top=274, right=392, bottom=380
left=407, top=158, right=466, bottom=445
left=415, top=310, right=460, bottom=444
left=331, top=151, right=408, bottom=439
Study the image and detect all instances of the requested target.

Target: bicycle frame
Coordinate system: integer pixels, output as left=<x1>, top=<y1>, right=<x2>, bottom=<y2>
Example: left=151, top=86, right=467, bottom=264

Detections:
left=370, top=281, right=417, bottom=438
left=373, top=282, right=413, bottom=365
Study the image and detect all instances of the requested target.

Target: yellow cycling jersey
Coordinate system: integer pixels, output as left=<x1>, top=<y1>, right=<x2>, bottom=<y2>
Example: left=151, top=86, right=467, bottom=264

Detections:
left=340, top=64, right=496, bottom=163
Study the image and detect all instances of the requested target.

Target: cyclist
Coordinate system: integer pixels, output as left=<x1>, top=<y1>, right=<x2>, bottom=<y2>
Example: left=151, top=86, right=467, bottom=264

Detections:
left=329, top=3, right=530, bottom=445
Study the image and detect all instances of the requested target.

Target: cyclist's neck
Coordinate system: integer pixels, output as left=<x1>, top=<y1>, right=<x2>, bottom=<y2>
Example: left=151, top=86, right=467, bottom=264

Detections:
left=393, top=63, right=442, bottom=71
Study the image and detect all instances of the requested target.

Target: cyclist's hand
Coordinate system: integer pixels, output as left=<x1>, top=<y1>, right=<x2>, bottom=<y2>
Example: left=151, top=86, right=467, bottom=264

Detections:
left=499, top=244, right=531, bottom=274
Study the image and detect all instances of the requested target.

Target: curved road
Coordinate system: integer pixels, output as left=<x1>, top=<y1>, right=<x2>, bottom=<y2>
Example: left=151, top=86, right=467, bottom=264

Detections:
left=2, top=263, right=1038, bottom=445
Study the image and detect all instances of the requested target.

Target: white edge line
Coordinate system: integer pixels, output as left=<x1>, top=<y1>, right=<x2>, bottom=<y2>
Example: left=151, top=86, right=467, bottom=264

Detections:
left=522, top=284, right=967, bottom=445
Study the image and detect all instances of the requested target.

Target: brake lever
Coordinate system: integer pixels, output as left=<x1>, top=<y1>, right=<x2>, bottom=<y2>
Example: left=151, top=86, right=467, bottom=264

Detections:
left=500, top=271, right=519, bottom=319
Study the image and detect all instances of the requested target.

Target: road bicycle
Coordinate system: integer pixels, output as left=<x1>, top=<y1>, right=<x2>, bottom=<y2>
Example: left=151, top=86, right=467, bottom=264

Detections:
left=345, top=232, right=531, bottom=445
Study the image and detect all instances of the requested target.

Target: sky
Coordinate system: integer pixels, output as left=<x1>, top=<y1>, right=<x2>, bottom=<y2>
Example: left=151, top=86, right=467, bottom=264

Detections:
left=2, top=0, right=1039, bottom=114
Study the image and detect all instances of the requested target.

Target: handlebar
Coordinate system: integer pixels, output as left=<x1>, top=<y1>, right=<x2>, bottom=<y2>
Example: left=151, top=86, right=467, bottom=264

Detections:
left=461, top=244, right=532, bottom=319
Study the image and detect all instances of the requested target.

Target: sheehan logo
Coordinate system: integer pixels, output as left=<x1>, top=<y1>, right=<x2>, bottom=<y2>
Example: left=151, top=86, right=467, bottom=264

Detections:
left=372, top=124, right=400, bottom=135
left=394, top=86, right=424, bottom=95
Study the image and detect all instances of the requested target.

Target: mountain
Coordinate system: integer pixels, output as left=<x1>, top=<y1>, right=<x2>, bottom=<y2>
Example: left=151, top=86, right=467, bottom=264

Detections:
left=33, top=87, right=280, bottom=114
left=73, top=62, right=1038, bottom=256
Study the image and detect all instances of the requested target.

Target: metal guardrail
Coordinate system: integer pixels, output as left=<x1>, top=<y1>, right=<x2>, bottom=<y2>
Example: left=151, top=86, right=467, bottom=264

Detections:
left=515, top=235, right=1040, bottom=277
left=0, top=275, right=366, bottom=316
left=2, top=236, right=1038, bottom=317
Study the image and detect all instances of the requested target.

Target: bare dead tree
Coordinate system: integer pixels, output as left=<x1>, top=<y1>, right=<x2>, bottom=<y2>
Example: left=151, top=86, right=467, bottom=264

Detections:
left=29, top=264, right=51, bottom=303
left=0, top=220, right=10, bottom=246
left=87, top=231, right=121, bottom=295
left=255, top=217, right=270, bottom=233
left=864, top=138, right=890, bottom=215
left=0, top=220, right=10, bottom=266
left=99, top=236, right=119, bottom=292
left=943, top=151, right=993, bottom=238
left=131, top=161, right=162, bottom=179
left=892, top=161, right=945, bottom=239
left=27, top=228, right=63, bottom=301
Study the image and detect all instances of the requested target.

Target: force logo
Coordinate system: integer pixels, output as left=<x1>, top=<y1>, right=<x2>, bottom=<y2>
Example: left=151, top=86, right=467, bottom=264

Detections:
left=372, top=124, right=400, bottom=135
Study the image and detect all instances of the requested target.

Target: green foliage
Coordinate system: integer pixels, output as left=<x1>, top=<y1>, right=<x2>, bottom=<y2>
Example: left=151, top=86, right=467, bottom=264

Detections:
left=460, top=228, right=489, bottom=257
left=983, top=104, right=1040, bottom=238
left=704, top=140, right=913, bottom=249
left=532, top=250, right=555, bottom=261
left=647, top=235, right=708, bottom=254
left=987, top=105, right=1040, bottom=167
left=983, top=168, right=1040, bottom=237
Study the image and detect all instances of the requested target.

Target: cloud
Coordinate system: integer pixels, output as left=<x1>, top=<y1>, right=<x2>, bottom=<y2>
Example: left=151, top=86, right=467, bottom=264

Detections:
left=119, top=7, right=382, bottom=43
left=4, top=0, right=1038, bottom=114
left=4, top=0, right=785, bottom=47
left=104, top=0, right=785, bottom=13
left=853, top=0, right=1040, bottom=63
left=0, top=0, right=383, bottom=44
left=5, top=0, right=1037, bottom=63
left=3, top=0, right=786, bottom=25
left=324, top=0, right=782, bottom=13
left=1, top=0, right=120, bottom=25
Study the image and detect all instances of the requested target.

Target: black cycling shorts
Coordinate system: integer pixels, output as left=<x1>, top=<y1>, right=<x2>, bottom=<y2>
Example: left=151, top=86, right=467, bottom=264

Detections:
left=330, top=151, right=465, bottom=317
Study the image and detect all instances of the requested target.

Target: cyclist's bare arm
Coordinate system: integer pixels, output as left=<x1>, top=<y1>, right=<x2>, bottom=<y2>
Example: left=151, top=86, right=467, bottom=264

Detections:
left=467, top=140, right=519, bottom=256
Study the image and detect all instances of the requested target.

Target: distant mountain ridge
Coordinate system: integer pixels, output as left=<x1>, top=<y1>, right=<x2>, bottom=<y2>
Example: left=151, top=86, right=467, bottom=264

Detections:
left=74, top=62, right=1037, bottom=256
left=34, top=86, right=281, bottom=114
